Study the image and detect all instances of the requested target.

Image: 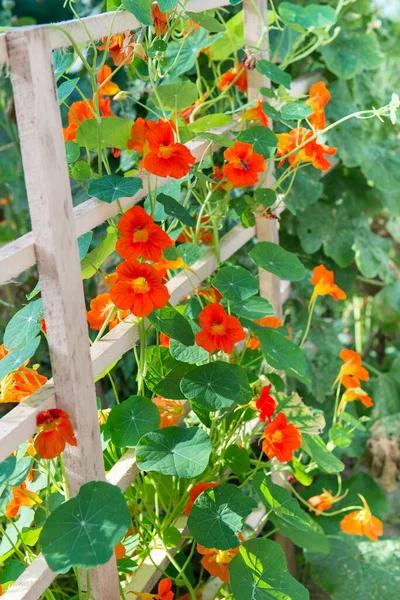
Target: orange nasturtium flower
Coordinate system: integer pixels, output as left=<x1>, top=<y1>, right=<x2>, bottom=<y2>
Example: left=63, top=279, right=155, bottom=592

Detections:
left=128, top=117, right=149, bottom=153
left=223, top=142, right=266, bottom=188
left=247, top=316, right=283, bottom=350
left=98, top=31, right=136, bottom=66
left=197, top=286, right=223, bottom=303
left=334, top=349, right=369, bottom=386
left=310, top=264, right=346, bottom=307
left=307, top=489, right=346, bottom=516
left=211, top=166, right=232, bottom=192
left=218, top=64, right=248, bottom=93
left=276, top=127, right=336, bottom=172
left=116, top=206, right=174, bottom=262
left=195, top=303, right=246, bottom=354
left=338, top=376, right=373, bottom=413
left=252, top=385, right=276, bottom=423
left=184, top=482, right=219, bottom=516
left=154, top=258, right=194, bottom=279
left=143, top=119, right=196, bottom=179
left=86, top=293, right=129, bottom=331
left=63, top=97, right=113, bottom=142
left=114, top=542, right=126, bottom=560
left=197, top=536, right=244, bottom=584
left=0, top=345, right=47, bottom=403
left=152, top=396, right=185, bottom=428
left=306, top=81, right=330, bottom=131
left=242, top=99, right=269, bottom=127
left=262, top=412, right=302, bottom=462
left=97, top=65, right=121, bottom=96
left=110, top=260, right=170, bottom=317
left=34, top=409, right=77, bottom=459
left=152, top=4, right=169, bottom=36
left=131, top=578, right=174, bottom=600
left=5, top=483, right=42, bottom=519
left=340, top=495, right=383, bottom=542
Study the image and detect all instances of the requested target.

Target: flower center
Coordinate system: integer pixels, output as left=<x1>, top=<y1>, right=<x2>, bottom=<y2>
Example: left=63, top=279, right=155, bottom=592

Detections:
left=133, top=227, right=149, bottom=242
left=215, top=549, right=233, bottom=565
left=211, top=322, right=226, bottom=335
left=272, top=430, right=284, bottom=443
left=158, top=144, right=174, bottom=159
left=132, top=276, right=150, bottom=294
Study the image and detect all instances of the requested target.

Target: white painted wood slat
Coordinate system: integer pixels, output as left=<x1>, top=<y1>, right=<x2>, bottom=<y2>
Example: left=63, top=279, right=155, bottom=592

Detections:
left=6, top=26, right=120, bottom=599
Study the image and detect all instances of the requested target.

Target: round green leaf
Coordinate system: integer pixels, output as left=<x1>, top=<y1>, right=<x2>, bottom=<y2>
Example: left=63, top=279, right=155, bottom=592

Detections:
left=225, top=445, right=250, bottom=476
left=148, top=305, right=194, bottom=347
left=88, top=175, right=143, bottom=203
left=230, top=296, right=274, bottom=320
left=249, top=241, right=306, bottom=281
left=70, top=160, right=92, bottom=181
left=136, top=426, right=212, bottom=478
left=76, top=117, right=134, bottom=150
left=65, top=141, right=80, bottom=164
left=256, top=59, right=292, bottom=88
left=156, top=193, right=196, bottom=226
left=0, top=337, right=41, bottom=380
left=230, top=538, right=309, bottom=600
left=253, top=471, right=310, bottom=530
left=281, top=101, right=313, bottom=120
left=257, top=328, right=307, bottom=378
left=170, top=336, right=209, bottom=365
left=108, top=396, right=160, bottom=448
left=39, top=481, right=131, bottom=573
left=188, top=114, right=232, bottom=133
left=212, top=265, right=258, bottom=302
left=255, top=188, right=276, bottom=208
left=238, top=126, right=278, bottom=159
left=4, top=299, right=44, bottom=351
left=180, top=362, right=240, bottom=410
left=187, top=484, right=257, bottom=550
left=153, top=81, right=198, bottom=111
left=0, top=457, right=16, bottom=486
left=163, top=526, right=182, bottom=548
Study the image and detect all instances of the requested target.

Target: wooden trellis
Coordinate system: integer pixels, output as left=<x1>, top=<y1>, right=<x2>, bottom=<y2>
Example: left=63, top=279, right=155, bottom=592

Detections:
left=0, top=2, right=305, bottom=599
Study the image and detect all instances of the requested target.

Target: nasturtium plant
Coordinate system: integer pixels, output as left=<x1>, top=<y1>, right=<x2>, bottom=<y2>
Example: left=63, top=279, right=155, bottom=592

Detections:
left=1, top=0, right=399, bottom=599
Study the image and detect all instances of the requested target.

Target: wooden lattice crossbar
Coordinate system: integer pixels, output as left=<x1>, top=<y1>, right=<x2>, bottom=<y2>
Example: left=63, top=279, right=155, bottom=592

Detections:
left=0, top=2, right=310, bottom=599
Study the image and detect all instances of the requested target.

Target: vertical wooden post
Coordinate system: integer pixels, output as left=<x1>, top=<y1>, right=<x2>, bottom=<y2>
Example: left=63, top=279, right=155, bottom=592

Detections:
left=6, top=28, right=120, bottom=599
left=243, top=0, right=295, bottom=573
left=243, top=0, right=282, bottom=318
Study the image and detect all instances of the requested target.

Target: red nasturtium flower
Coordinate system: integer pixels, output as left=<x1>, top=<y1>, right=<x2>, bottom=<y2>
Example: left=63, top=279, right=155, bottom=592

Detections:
left=159, top=333, right=170, bottom=347
left=253, top=385, right=276, bottom=423
left=310, top=264, right=346, bottom=306
left=63, top=97, right=113, bottom=141
left=87, top=293, right=130, bottom=331
left=306, top=81, right=330, bottom=131
left=340, top=495, right=383, bottom=541
left=143, top=119, right=196, bottom=179
left=218, top=64, right=248, bottom=93
left=152, top=396, right=185, bottom=428
left=98, top=31, right=136, bottom=66
left=0, top=345, right=47, bottom=403
left=195, top=303, right=246, bottom=354
left=307, top=489, right=346, bottom=516
left=334, top=349, right=369, bottom=386
left=196, top=535, right=244, bottom=584
left=132, top=578, right=174, bottom=600
left=5, top=483, right=42, bottom=518
left=242, top=99, right=269, bottom=127
left=110, top=260, right=170, bottom=317
left=97, top=65, right=121, bottom=96
left=116, top=206, right=174, bottom=262
left=262, top=412, right=301, bottom=462
left=185, top=482, right=218, bottom=516
left=34, top=409, right=77, bottom=459
left=276, top=127, right=336, bottom=171
left=247, top=316, right=283, bottom=350
left=223, top=142, right=266, bottom=188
